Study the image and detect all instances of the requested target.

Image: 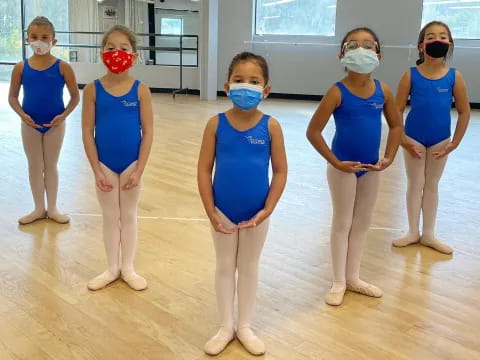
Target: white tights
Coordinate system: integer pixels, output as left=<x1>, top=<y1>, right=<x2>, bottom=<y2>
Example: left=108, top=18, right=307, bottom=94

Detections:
left=88, top=161, right=145, bottom=290
left=393, top=137, right=452, bottom=253
left=20, top=122, right=68, bottom=224
left=210, top=209, right=269, bottom=339
left=327, top=165, right=380, bottom=289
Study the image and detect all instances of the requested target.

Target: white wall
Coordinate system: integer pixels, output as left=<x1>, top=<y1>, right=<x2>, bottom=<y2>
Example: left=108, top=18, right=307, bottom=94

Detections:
left=99, top=0, right=126, bottom=29
left=218, top=0, right=480, bottom=102
left=218, top=0, right=254, bottom=89
left=71, top=63, right=199, bottom=89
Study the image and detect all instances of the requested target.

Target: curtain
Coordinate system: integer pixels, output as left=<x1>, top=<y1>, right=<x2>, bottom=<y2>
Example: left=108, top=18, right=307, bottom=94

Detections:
left=68, top=0, right=99, bottom=63
left=125, top=0, right=149, bottom=63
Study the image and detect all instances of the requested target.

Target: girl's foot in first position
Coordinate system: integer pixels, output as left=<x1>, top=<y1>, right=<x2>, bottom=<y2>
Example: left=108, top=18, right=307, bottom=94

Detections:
left=18, top=209, right=48, bottom=225
left=121, top=270, right=148, bottom=291
left=325, top=281, right=346, bottom=306
left=392, top=232, right=420, bottom=247
left=346, top=279, right=383, bottom=298
left=87, top=270, right=120, bottom=291
left=236, top=327, right=266, bottom=356
left=420, top=235, right=453, bottom=254
left=47, top=208, right=70, bottom=224
left=204, top=326, right=235, bottom=356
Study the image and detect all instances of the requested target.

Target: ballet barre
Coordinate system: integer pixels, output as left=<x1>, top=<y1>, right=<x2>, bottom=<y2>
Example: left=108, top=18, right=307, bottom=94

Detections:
left=244, top=40, right=480, bottom=50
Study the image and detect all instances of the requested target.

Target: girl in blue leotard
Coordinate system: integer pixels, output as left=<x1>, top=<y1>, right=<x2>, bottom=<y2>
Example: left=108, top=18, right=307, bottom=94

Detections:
left=82, top=25, right=153, bottom=291
left=307, top=28, right=402, bottom=306
left=8, top=16, right=79, bottom=225
left=393, top=21, right=470, bottom=254
left=198, top=52, right=287, bottom=356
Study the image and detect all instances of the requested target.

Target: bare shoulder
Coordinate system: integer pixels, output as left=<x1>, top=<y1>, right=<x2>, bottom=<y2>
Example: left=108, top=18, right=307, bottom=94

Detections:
left=267, top=116, right=282, bottom=131
left=138, top=82, right=152, bottom=100
left=454, top=69, right=465, bottom=81
left=138, top=81, right=151, bottom=93
left=399, top=69, right=411, bottom=83
left=327, top=83, right=342, bottom=97
left=59, top=60, right=73, bottom=71
left=206, top=114, right=220, bottom=130
left=12, top=61, right=25, bottom=74
left=324, top=84, right=342, bottom=106
left=83, top=82, right=96, bottom=99
left=379, top=81, right=393, bottom=96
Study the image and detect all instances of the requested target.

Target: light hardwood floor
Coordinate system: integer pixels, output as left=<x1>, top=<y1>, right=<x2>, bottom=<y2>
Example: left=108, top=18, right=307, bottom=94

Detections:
left=0, top=83, right=479, bottom=359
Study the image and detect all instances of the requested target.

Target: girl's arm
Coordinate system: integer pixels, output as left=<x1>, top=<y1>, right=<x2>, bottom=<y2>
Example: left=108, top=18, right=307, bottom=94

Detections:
left=45, top=61, right=80, bottom=127
left=238, top=118, right=288, bottom=229
left=396, top=70, right=422, bottom=159
left=306, top=85, right=366, bottom=173
left=7, top=62, right=42, bottom=129
left=396, top=70, right=410, bottom=119
left=367, top=83, right=403, bottom=171
left=197, top=116, right=235, bottom=234
left=81, top=83, right=112, bottom=192
left=122, top=83, right=154, bottom=190
left=433, top=70, right=470, bottom=159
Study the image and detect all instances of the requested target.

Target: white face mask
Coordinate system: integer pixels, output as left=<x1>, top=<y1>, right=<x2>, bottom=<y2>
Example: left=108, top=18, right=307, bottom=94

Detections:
left=340, top=47, right=379, bottom=74
left=29, top=40, right=52, bottom=55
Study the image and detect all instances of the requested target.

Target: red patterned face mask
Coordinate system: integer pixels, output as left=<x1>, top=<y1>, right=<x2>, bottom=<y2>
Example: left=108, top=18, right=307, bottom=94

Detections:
left=102, top=50, right=134, bottom=74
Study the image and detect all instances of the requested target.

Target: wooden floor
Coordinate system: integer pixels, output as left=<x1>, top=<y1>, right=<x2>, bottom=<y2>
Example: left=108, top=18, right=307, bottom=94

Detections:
left=0, top=82, right=479, bottom=360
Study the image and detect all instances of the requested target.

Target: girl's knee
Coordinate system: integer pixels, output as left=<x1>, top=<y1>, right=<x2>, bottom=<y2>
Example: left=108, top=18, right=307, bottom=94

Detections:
left=27, top=160, right=44, bottom=174
left=407, top=176, right=426, bottom=192
left=331, top=218, right=353, bottom=234
left=43, top=163, right=58, bottom=175
left=216, top=261, right=237, bottom=277
left=120, top=210, right=137, bottom=224
left=237, top=261, right=258, bottom=279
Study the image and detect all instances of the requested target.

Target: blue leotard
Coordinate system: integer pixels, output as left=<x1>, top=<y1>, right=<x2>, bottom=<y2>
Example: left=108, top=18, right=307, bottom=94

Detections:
left=213, top=113, right=271, bottom=224
left=94, top=79, right=142, bottom=174
left=405, top=67, right=455, bottom=148
left=22, top=59, right=65, bottom=133
left=332, top=80, right=384, bottom=177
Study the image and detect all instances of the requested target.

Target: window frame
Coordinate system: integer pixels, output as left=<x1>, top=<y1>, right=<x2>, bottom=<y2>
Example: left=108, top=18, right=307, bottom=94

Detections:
left=253, top=0, right=337, bottom=39
left=421, top=0, right=480, bottom=40
left=160, top=17, right=184, bottom=36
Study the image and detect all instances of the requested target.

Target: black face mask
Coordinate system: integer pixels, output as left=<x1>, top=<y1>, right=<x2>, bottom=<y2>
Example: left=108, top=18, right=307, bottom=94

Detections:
left=424, top=41, right=450, bottom=58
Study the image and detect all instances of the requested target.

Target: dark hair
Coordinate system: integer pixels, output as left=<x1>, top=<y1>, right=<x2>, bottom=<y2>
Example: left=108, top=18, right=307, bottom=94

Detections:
left=227, top=51, right=269, bottom=85
left=27, top=16, right=55, bottom=38
left=416, top=21, right=454, bottom=65
left=102, top=25, right=137, bottom=52
left=340, top=27, right=381, bottom=55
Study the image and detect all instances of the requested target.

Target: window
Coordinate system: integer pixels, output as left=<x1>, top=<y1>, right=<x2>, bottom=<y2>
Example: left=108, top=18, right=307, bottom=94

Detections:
left=161, top=18, right=183, bottom=35
left=0, top=0, right=22, bottom=63
left=0, top=64, right=14, bottom=82
left=255, top=0, right=337, bottom=36
left=24, top=0, right=70, bottom=61
left=422, top=0, right=480, bottom=39
left=0, top=0, right=68, bottom=79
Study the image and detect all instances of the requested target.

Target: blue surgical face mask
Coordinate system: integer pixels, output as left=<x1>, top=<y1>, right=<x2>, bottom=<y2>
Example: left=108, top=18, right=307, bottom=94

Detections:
left=228, top=83, right=264, bottom=110
left=340, top=47, right=379, bottom=74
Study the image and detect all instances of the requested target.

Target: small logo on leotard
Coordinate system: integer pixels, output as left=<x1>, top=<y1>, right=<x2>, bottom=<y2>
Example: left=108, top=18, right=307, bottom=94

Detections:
left=436, top=87, right=449, bottom=93
left=121, top=100, right=138, bottom=107
left=369, top=102, right=384, bottom=109
left=245, top=136, right=266, bottom=145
